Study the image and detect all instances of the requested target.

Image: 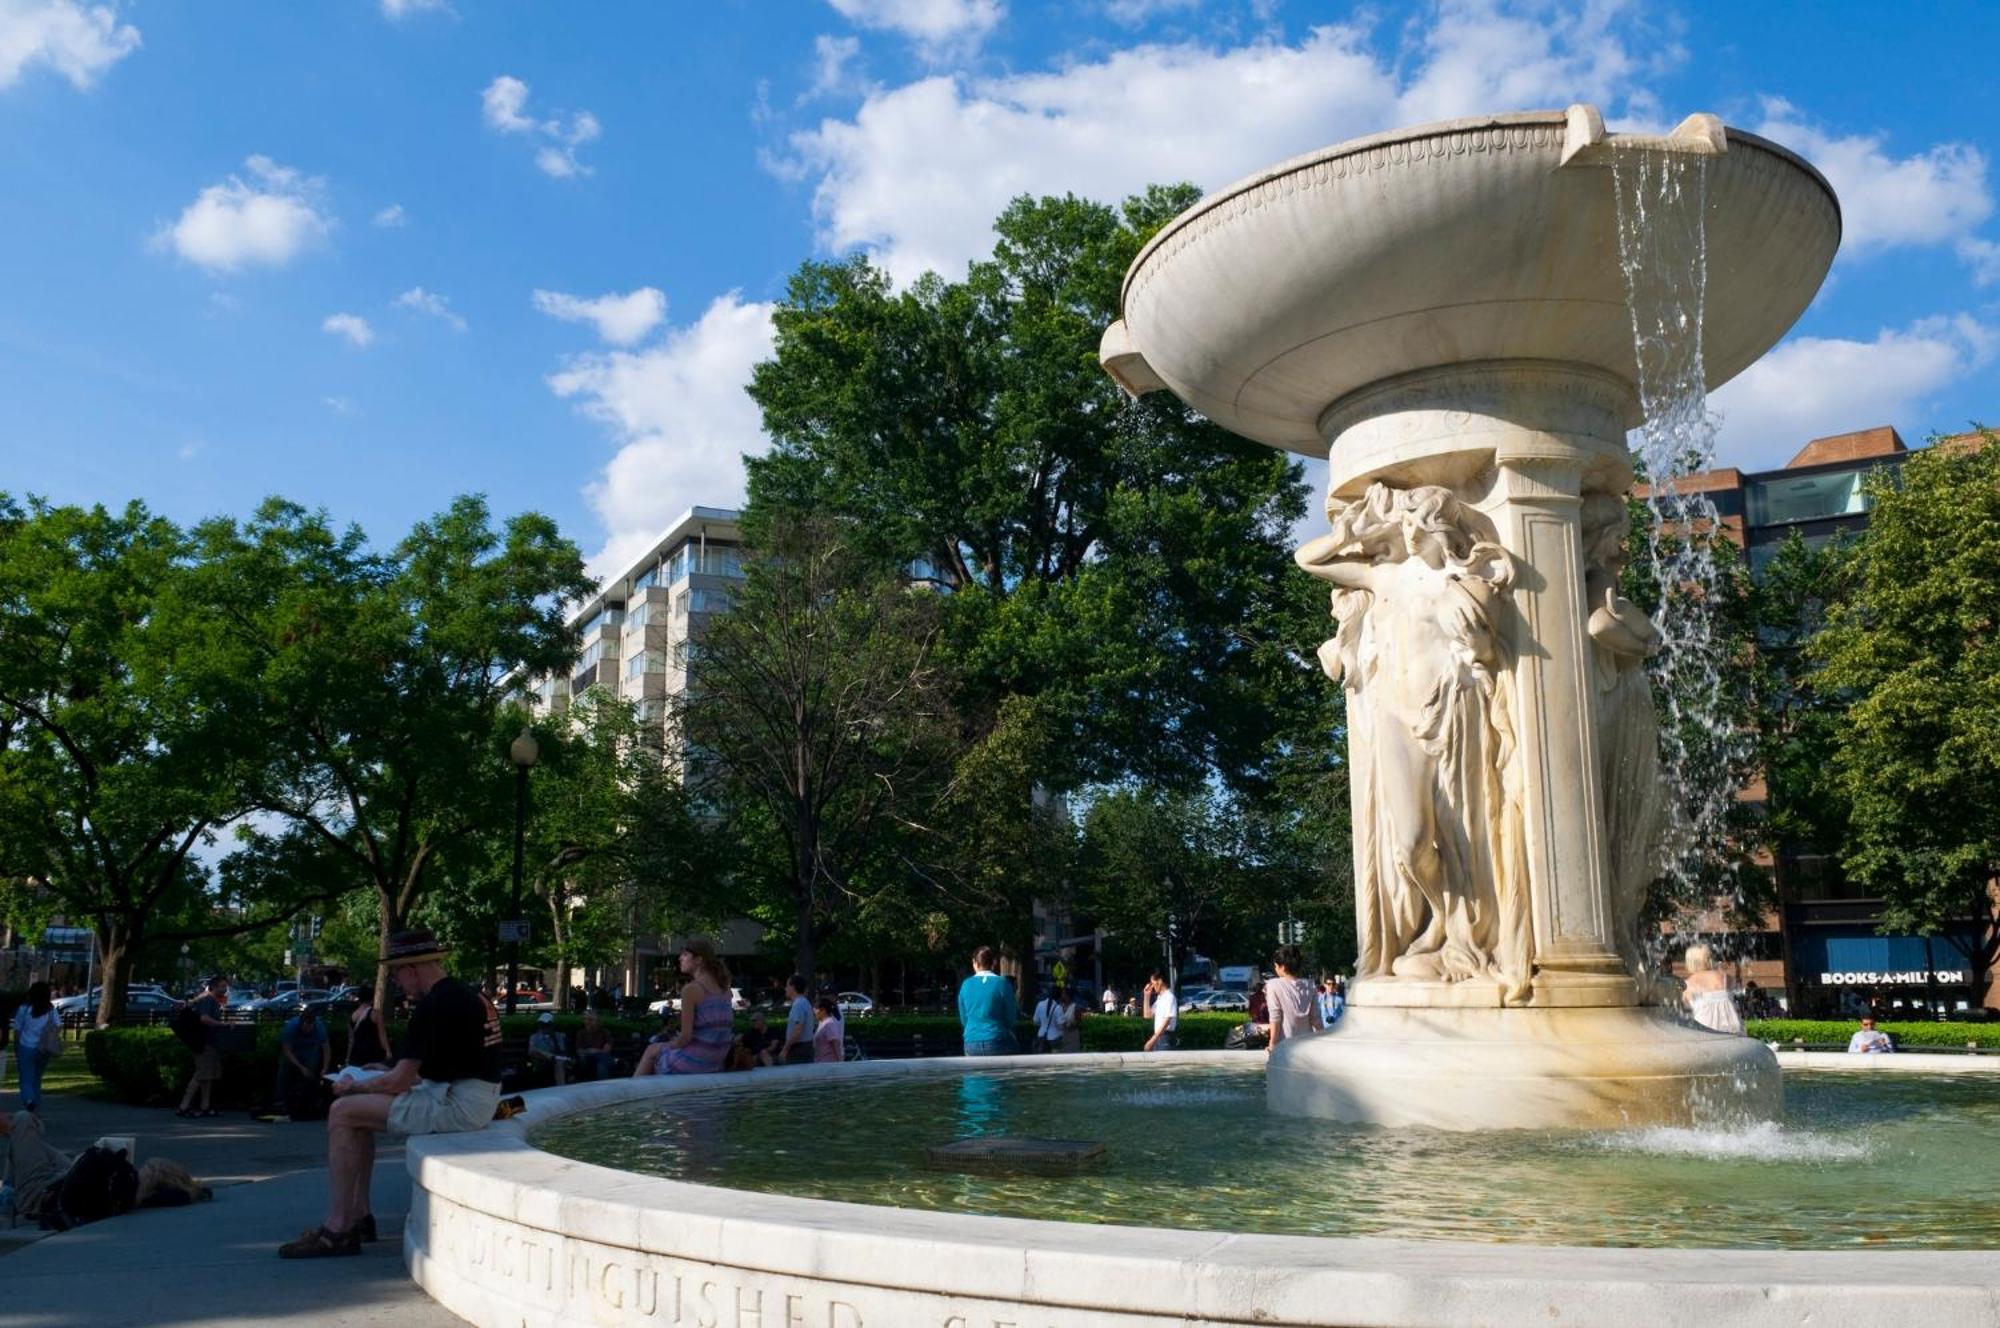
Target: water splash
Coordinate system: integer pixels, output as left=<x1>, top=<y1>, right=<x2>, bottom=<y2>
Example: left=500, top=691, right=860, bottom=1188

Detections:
left=1612, top=148, right=1758, bottom=970
left=1596, top=1121, right=1868, bottom=1164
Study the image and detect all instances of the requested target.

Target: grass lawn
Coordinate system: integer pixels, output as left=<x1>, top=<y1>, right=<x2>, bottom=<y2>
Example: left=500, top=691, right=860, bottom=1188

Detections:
left=18, top=1044, right=113, bottom=1100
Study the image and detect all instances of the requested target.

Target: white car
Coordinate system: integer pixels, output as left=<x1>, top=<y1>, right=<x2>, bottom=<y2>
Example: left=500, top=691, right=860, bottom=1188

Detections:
left=648, top=987, right=748, bottom=1016
left=837, top=991, right=875, bottom=1017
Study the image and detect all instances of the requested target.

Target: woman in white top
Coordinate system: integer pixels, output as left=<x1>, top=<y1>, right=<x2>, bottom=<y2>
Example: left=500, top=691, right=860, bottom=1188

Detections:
left=1681, top=944, right=1743, bottom=1035
left=11, top=983, right=62, bottom=1112
left=1265, top=945, right=1324, bottom=1058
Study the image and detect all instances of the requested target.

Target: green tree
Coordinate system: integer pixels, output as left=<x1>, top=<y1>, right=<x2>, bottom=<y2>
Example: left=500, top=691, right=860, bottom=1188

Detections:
left=0, top=498, right=296, bottom=1022
left=678, top=517, right=956, bottom=981
left=194, top=496, right=592, bottom=995
left=1815, top=432, right=2000, bottom=990
left=744, top=188, right=1324, bottom=796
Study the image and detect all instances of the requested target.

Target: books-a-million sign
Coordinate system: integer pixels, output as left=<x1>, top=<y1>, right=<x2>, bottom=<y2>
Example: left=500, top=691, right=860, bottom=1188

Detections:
left=1820, top=969, right=1966, bottom=986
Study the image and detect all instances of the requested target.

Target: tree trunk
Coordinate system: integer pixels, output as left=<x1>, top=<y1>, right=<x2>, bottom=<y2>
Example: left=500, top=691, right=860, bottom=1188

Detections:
left=94, top=922, right=134, bottom=1028
left=794, top=880, right=816, bottom=992
left=373, top=892, right=403, bottom=1014
left=549, top=888, right=571, bottom=1010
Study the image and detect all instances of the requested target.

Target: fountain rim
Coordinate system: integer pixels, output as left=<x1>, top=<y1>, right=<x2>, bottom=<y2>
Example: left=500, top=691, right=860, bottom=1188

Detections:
left=1119, top=105, right=1843, bottom=309
left=405, top=1051, right=2000, bottom=1328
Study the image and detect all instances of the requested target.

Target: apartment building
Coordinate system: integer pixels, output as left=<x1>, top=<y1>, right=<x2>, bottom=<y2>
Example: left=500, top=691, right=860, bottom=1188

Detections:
left=522, top=506, right=756, bottom=996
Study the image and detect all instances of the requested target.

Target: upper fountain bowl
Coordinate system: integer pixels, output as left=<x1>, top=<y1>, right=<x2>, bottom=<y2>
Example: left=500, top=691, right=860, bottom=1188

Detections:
left=1101, top=105, right=1840, bottom=455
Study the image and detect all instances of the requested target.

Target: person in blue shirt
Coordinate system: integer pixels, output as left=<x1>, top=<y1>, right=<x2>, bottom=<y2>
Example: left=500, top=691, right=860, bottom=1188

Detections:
left=272, top=1006, right=330, bottom=1116
left=956, top=946, right=1019, bottom=1056
left=1317, top=977, right=1346, bottom=1026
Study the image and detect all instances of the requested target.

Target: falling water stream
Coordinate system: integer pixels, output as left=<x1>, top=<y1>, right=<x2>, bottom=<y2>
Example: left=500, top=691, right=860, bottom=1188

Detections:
left=1611, top=149, right=1757, bottom=966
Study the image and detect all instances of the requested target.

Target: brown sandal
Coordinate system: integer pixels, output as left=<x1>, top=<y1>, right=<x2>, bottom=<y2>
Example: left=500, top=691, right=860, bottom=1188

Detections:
left=278, top=1226, right=360, bottom=1258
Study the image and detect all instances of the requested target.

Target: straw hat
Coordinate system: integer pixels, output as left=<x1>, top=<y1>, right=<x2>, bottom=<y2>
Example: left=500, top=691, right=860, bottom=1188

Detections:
left=381, top=929, right=452, bottom=967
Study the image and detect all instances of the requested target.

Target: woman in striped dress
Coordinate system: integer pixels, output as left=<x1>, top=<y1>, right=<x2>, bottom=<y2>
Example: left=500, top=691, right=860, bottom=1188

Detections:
left=637, top=937, right=735, bottom=1076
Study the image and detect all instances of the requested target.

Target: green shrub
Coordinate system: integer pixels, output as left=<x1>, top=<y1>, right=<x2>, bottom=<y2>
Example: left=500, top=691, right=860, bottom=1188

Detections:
left=1746, top=1019, right=2000, bottom=1049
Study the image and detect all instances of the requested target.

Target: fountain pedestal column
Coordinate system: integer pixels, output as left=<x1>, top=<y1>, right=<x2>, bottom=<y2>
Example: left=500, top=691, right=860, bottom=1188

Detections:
left=1317, top=363, right=1641, bottom=1014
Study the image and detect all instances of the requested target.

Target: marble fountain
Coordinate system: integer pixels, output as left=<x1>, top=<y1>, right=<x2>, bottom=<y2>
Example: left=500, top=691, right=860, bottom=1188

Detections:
left=402, top=107, right=2000, bottom=1327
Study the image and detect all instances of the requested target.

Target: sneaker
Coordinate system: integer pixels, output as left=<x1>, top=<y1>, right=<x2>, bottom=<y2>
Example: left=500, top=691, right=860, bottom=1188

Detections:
left=278, top=1226, right=361, bottom=1259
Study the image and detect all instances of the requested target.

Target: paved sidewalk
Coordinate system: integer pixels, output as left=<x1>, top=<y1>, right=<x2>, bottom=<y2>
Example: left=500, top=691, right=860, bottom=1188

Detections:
left=0, top=1089, right=455, bottom=1327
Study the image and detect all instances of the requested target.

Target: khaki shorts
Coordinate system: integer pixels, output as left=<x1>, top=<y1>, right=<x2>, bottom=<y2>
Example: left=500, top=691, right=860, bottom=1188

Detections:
left=387, top=1077, right=501, bottom=1137
left=193, top=1048, right=223, bottom=1083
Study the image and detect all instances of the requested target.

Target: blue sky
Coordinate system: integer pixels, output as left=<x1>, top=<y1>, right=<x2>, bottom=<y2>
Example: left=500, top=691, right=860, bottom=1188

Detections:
left=2, top=0, right=1995, bottom=572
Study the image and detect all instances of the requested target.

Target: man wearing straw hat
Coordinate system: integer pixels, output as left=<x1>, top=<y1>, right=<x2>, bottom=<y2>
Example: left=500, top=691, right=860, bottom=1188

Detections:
left=279, top=929, right=501, bottom=1258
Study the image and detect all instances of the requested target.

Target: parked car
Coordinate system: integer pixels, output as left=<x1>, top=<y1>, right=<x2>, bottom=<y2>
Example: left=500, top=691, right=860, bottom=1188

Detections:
left=647, top=987, right=748, bottom=1016
left=245, top=989, right=331, bottom=1017
left=836, top=992, right=876, bottom=1018
left=59, top=989, right=182, bottom=1021
left=1192, top=990, right=1250, bottom=1013
left=53, top=985, right=169, bottom=1015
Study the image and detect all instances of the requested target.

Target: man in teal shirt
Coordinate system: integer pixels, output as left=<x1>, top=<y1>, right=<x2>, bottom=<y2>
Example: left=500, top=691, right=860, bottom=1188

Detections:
left=957, top=946, right=1019, bottom=1056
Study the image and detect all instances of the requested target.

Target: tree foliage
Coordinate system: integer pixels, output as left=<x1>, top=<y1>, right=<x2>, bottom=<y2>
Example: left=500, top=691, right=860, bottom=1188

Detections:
left=744, top=187, right=1327, bottom=796
left=187, top=495, right=592, bottom=993
left=677, top=517, right=956, bottom=980
left=1815, top=432, right=2000, bottom=947
left=0, top=497, right=281, bottom=1021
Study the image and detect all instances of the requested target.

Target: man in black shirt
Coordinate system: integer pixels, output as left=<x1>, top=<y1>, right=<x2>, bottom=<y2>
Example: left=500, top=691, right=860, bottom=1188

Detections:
left=280, top=930, right=501, bottom=1258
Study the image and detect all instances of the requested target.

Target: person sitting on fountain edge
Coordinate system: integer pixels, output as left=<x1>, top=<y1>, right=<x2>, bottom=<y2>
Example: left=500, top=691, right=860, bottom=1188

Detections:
left=1846, top=1016, right=1895, bottom=1055
left=278, top=929, right=502, bottom=1258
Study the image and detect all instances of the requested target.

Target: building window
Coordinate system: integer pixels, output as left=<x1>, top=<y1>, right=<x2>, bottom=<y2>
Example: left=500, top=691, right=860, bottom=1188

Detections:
left=665, top=544, right=690, bottom=584
left=1747, top=470, right=1871, bottom=527
left=689, top=587, right=734, bottom=614
left=628, top=599, right=651, bottom=631
left=626, top=650, right=666, bottom=679
left=578, top=640, right=604, bottom=672
left=633, top=565, right=657, bottom=593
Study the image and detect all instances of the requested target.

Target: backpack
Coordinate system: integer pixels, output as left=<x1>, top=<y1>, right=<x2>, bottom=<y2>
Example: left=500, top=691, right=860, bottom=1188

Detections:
left=168, top=1002, right=205, bottom=1052
left=43, top=1145, right=139, bottom=1231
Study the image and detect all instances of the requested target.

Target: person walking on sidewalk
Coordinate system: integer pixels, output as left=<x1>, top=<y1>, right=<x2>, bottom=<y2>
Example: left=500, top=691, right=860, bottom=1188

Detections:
left=176, top=977, right=231, bottom=1118
left=11, top=983, right=61, bottom=1113
left=1142, top=971, right=1178, bottom=1052
left=279, top=930, right=501, bottom=1259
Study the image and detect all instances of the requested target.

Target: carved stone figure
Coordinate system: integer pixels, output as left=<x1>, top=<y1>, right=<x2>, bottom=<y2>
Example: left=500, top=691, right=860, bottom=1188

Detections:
left=1582, top=492, right=1666, bottom=976
left=1296, top=483, right=1533, bottom=1000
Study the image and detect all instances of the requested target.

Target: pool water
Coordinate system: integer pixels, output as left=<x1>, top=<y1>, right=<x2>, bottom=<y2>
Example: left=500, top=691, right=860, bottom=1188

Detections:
left=532, top=1064, right=2000, bottom=1249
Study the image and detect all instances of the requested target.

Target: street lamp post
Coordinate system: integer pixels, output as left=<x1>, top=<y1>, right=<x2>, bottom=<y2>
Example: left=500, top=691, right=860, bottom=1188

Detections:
left=507, top=727, right=540, bottom=1016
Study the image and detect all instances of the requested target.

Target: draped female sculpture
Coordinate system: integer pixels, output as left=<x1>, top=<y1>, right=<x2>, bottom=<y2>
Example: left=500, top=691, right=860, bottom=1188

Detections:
left=1581, top=493, right=1665, bottom=975
left=1296, top=484, right=1533, bottom=1001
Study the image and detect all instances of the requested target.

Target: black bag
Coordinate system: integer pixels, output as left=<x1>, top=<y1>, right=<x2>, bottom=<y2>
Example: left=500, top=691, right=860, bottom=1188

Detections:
left=168, top=1002, right=205, bottom=1052
left=43, top=1145, right=139, bottom=1231
left=286, top=1075, right=332, bottom=1123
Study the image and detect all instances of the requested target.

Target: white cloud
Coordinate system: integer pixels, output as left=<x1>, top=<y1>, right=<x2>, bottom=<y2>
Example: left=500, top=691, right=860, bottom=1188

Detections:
left=372, top=203, right=407, bottom=228
left=532, top=287, right=667, bottom=346
left=545, top=293, right=777, bottom=575
left=1104, top=0, right=1200, bottom=24
left=784, top=6, right=1658, bottom=283
left=393, top=286, right=467, bottom=331
left=321, top=312, right=374, bottom=347
left=482, top=74, right=599, bottom=178
left=154, top=156, right=331, bottom=273
left=380, top=0, right=448, bottom=17
left=809, top=33, right=861, bottom=98
left=323, top=395, right=358, bottom=416
left=828, top=0, right=1001, bottom=55
left=0, top=0, right=140, bottom=90
left=176, top=439, right=201, bottom=462
left=1755, top=99, right=1993, bottom=262
left=1709, top=315, right=1997, bottom=469
left=1960, top=237, right=2000, bottom=287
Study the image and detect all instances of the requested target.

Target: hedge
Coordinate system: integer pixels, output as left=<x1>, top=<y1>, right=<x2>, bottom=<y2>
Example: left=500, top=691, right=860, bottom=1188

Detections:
left=1745, top=1019, right=2000, bottom=1049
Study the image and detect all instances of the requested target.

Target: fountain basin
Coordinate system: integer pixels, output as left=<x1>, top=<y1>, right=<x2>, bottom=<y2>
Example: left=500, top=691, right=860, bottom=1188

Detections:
left=1101, top=104, right=1840, bottom=455
left=405, top=1054, right=2000, bottom=1328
